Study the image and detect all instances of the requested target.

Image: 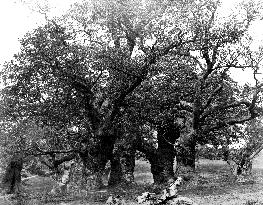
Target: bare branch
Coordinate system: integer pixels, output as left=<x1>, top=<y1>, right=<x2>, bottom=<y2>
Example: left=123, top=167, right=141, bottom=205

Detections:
left=91, top=70, right=104, bottom=88
left=135, top=137, right=158, bottom=161
left=96, top=54, right=141, bottom=78
left=216, top=65, right=252, bottom=69
left=248, top=143, right=263, bottom=160
left=202, top=101, right=253, bottom=121
left=178, top=100, right=193, bottom=112
left=211, top=41, right=220, bottom=65
left=159, top=31, right=197, bottom=56
left=203, top=84, right=223, bottom=110
left=203, top=84, right=262, bottom=133
left=53, top=153, right=76, bottom=168
left=33, top=145, right=76, bottom=155
left=138, top=36, right=148, bottom=53
left=191, top=56, right=206, bottom=71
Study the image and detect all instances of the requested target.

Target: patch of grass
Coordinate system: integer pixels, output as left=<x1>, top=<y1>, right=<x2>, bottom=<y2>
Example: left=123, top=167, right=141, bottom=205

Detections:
left=134, top=160, right=151, bottom=174
left=3, top=159, right=263, bottom=205
left=134, top=160, right=153, bottom=185
left=178, top=159, right=260, bottom=198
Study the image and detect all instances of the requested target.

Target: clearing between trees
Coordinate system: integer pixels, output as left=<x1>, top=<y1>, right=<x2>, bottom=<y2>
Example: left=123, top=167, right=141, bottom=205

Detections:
left=1, top=159, right=263, bottom=205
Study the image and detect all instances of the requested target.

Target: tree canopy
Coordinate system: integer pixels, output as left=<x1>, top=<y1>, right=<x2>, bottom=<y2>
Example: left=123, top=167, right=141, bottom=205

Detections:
left=1, top=0, right=263, bottom=188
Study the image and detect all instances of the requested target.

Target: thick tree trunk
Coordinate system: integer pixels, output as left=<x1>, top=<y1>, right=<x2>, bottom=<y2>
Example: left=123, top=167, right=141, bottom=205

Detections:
left=149, top=158, right=165, bottom=184
left=80, top=134, right=115, bottom=189
left=120, top=154, right=135, bottom=183
left=108, top=156, right=123, bottom=186
left=137, top=124, right=179, bottom=185
left=120, top=145, right=136, bottom=183
left=152, top=125, right=178, bottom=184
left=176, top=133, right=196, bottom=174
left=225, top=149, right=253, bottom=176
left=148, top=153, right=176, bottom=185
left=82, top=155, right=108, bottom=189
left=227, top=158, right=252, bottom=176
left=176, top=144, right=196, bottom=172
left=108, top=137, right=136, bottom=186
left=1, top=155, right=23, bottom=194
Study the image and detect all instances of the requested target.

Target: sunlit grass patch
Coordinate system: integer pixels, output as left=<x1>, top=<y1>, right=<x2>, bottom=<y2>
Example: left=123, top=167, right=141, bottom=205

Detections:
left=134, top=160, right=153, bottom=184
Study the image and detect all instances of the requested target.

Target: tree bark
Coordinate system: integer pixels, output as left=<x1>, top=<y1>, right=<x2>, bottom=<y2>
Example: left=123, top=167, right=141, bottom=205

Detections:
left=149, top=158, right=165, bottom=184
left=80, top=134, right=115, bottom=189
left=108, top=137, right=136, bottom=186
left=153, top=125, right=178, bottom=184
left=136, top=123, right=179, bottom=185
left=120, top=151, right=135, bottom=183
left=1, top=155, right=23, bottom=194
left=108, top=156, right=123, bottom=186
left=81, top=155, right=108, bottom=189
left=176, top=133, right=197, bottom=174
left=225, top=148, right=253, bottom=176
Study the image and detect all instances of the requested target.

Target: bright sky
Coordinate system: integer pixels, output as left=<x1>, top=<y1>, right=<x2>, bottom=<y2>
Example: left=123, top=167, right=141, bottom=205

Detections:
left=0, top=0, right=262, bottom=85
left=0, top=1, right=42, bottom=65
left=0, top=0, right=75, bottom=66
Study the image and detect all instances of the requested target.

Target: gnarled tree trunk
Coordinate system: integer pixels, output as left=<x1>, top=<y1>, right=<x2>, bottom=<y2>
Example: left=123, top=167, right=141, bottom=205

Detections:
left=176, top=141, right=196, bottom=174
left=80, top=134, right=115, bottom=189
left=1, top=155, right=23, bottom=194
left=152, top=125, right=178, bottom=184
left=137, top=123, right=179, bottom=185
left=108, top=155, right=123, bottom=186
left=175, top=131, right=197, bottom=175
left=119, top=153, right=136, bottom=184
left=224, top=147, right=253, bottom=176
left=108, top=137, right=136, bottom=186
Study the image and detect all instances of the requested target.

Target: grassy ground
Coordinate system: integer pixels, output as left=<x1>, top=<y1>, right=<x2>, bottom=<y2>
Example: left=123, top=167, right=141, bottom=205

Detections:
left=1, top=158, right=263, bottom=205
left=134, top=159, right=263, bottom=205
left=183, top=159, right=263, bottom=205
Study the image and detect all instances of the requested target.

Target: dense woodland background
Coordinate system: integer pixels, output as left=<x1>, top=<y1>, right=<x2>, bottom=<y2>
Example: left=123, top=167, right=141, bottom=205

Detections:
left=1, top=0, right=263, bottom=204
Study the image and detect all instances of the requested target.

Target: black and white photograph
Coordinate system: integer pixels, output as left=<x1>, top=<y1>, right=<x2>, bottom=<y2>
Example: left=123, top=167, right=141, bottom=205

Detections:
left=0, top=0, right=263, bottom=204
